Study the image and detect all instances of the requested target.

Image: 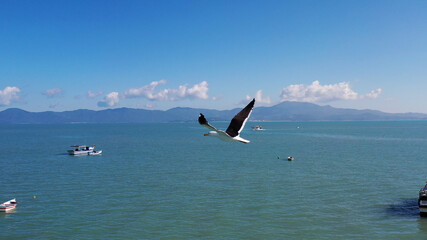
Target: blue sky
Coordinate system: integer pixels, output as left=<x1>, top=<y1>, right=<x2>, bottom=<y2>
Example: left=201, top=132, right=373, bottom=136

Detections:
left=1, top=0, right=427, bottom=113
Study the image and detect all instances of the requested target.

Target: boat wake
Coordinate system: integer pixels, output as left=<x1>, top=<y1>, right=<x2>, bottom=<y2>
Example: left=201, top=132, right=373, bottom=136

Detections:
left=385, top=198, right=419, bottom=218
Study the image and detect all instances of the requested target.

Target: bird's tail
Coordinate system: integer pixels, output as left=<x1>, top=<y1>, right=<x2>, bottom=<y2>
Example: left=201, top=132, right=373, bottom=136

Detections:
left=233, top=136, right=250, bottom=144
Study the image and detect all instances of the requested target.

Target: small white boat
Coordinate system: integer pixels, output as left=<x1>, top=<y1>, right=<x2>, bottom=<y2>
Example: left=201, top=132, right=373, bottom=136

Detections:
left=0, top=199, right=17, bottom=212
left=252, top=125, right=264, bottom=131
left=88, top=150, right=102, bottom=155
left=288, top=156, right=294, bottom=161
left=68, top=145, right=95, bottom=155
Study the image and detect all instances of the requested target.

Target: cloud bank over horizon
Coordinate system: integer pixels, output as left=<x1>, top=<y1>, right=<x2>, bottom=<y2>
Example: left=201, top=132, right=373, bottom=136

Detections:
left=0, top=80, right=383, bottom=111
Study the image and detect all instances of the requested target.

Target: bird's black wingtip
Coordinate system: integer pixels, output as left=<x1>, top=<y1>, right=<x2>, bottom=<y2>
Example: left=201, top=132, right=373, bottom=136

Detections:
left=249, top=98, right=255, bottom=107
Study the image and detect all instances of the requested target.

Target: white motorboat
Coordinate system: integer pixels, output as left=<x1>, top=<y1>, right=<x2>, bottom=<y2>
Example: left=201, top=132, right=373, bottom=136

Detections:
left=252, top=125, right=264, bottom=131
left=68, top=145, right=95, bottom=155
left=88, top=150, right=102, bottom=155
left=0, top=199, right=17, bottom=212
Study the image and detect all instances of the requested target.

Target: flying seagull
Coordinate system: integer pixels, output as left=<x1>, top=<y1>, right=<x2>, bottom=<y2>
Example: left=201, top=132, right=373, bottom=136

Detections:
left=198, top=98, right=255, bottom=144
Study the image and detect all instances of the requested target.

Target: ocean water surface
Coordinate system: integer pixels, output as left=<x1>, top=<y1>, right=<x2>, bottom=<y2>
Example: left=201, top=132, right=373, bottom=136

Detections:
left=1, top=121, right=427, bottom=239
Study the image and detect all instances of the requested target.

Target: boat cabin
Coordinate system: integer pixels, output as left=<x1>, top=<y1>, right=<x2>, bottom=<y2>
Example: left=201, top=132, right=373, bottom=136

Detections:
left=68, top=145, right=95, bottom=155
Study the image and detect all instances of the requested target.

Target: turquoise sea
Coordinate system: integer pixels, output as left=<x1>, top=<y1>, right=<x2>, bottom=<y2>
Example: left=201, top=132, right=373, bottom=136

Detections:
left=1, top=121, right=427, bottom=239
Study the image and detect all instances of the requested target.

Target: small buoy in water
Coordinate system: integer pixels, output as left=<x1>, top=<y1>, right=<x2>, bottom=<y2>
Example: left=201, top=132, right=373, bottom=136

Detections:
left=33, top=195, right=37, bottom=199
left=277, top=156, right=280, bottom=159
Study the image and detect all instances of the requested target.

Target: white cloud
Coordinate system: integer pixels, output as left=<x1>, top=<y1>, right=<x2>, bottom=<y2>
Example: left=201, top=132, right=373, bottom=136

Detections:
left=97, top=92, right=120, bottom=107
left=246, top=90, right=271, bottom=104
left=280, top=81, right=381, bottom=103
left=123, top=80, right=209, bottom=101
left=43, top=88, right=63, bottom=98
left=0, top=86, right=21, bottom=106
left=144, top=103, right=155, bottom=109
left=187, top=81, right=209, bottom=100
left=363, top=88, right=382, bottom=99
left=97, top=80, right=210, bottom=108
left=87, top=90, right=104, bottom=98
left=212, top=94, right=224, bottom=101
left=124, top=80, right=166, bottom=99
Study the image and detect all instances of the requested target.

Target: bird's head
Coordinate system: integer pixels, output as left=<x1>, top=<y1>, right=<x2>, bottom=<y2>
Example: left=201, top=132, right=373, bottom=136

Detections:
left=203, top=131, right=217, bottom=137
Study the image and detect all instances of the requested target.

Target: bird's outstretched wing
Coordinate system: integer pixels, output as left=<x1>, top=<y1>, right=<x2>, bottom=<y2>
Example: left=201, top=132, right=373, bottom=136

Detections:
left=225, top=98, right=255, bottom=137
left=198, top=113, right=220, bottom=132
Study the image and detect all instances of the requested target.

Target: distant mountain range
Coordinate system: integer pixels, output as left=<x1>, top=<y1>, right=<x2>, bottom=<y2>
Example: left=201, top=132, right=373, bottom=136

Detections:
left=1, top=101, right=427, bottom=124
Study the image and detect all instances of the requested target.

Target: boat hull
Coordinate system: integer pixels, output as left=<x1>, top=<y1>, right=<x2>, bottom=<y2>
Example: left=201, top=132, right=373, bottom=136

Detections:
left=1, top=199, right=17, bottom=212
left=0, top=205, right=16, bottom=212
left=68, top=150, right=93, bottom=155
left=419, top=199, right=427, bottom=214
left=419, top=187, right=427, bottom=216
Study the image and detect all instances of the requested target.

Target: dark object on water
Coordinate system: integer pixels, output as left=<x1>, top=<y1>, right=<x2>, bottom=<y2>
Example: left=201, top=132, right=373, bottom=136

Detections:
left=288, top=156, right=294, bottom=161
left=419, top=182, right=427, bottom=216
